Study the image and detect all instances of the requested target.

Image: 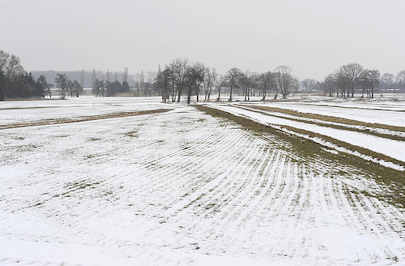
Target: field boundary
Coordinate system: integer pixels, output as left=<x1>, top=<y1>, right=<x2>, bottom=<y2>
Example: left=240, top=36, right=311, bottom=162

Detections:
left=235, top=105, right=405, bottom=141
left=242, top=104, right=405, bottom=133
left=0, top=109, right=172, bottom=130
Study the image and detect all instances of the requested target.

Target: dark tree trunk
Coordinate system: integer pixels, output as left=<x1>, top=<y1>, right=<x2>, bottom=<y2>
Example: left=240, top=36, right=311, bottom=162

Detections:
left=187, top=87, right=192, bottom=104
left=0, top=87, right=4, bottom=101
left=262, top=87, right=266, bottom=102
left=177, top=87, right=182, bottom=102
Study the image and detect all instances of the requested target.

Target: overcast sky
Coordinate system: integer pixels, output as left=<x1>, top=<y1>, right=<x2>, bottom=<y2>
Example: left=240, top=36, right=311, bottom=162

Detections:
left=1, top=0, right=404, bottom=79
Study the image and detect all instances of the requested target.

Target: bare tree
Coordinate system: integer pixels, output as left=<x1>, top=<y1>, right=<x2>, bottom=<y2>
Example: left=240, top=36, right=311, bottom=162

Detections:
left=216, top=75, right=225, bottom=102
left=208, top=68, right=217, bottom=102
left=260, top=71, right=273, bottom=101
left=380, top=73, right=395, bottom=91
left=0, top=69, right=5, bottom=101
left=239, top=72, right=250, bottom=101
left=155, top=65, right=171, bottom=103
left=184, top=63, right=205, bottom=104
left=170, top=59, right=188, bottom=103
left=73, top=80, right=82, bottom=97
left=339, top=63, right=363, bottom=97
left=301, top=79, right=319, bottom=92
left=67, top=80, right=74, bottom=97
left=323, top=74, right=337, bottom=97
left=396, top=70, right=405, bottom=91
left=274, top=65, right=294, bottom=99
left=0, top=51, right=11, bottom=99
left=248, top=73, right=261, bottom=101
left=368, top=70, right=380, bottom=98
left=226, top=68, right=242, bottom=102
left=55, top=73, right=68, bottom=99
left=203, top=67, right=216, bottom=102
left=5, top=54, right=25, bottom=79
left=163, top=67, right=173, bottom=102
left=37, top=75, right=49, bottom=98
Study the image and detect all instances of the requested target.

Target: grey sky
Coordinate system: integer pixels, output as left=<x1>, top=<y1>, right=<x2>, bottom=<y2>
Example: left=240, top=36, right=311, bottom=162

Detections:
left=1, top=0, right=404, bottom=80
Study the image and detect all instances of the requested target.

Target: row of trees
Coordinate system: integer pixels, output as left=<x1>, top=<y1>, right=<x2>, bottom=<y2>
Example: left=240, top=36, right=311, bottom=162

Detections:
left=307, top=64, right=405, bottom=99
left=0, top=50, right=86, bottom=100
left=154, top=59, right=299, bottom=104
left=91, top=79, right=130, bottom=97
left=3, top=50, right=404, bottom=102
left=91, top=68, right=130, bottom=97
left=379, top=71, right=405, bottom=91
left=0, top=50, right=49, bottom=100
left=54, top=73, right=83, bottom=99
left=321, top=63, right=381, bottom=98
left=155, top=60, right=218, bottom=104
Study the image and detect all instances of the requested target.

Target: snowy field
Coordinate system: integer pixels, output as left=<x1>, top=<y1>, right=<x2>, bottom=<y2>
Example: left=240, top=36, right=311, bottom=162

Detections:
left=295, top=93, right=405, bottom=111
left=254, top=102, right=405, bottom=127
left=0, top=96, right=166, bottom=124
left=0, top=96, right=404, bottom=266
left=214, top=104, right=405, bottom=170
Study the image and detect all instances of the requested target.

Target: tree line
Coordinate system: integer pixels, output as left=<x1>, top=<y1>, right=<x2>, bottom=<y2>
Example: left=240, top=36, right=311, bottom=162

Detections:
left=0, top=50, right=48, bottom=101
left=302, top=63, right=405, bottom=98
left=154, top=59, right=299, bottom=104
left=3, top=50, right=405, bottom=102
left=0, top=50, right=86, bottom=100
left=54, top=73, right=83, bottom=99
left=91, top=71, right=130, bottom=97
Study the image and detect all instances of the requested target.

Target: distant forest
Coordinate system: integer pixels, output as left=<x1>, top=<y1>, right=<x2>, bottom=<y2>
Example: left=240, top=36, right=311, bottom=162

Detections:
left=31, top=70, right=134, bottom=89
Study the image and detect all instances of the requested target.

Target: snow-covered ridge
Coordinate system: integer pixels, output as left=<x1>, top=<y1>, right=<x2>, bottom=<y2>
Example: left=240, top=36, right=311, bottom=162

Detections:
left=210, top=104, right=405, bottom=170
left=237, top=104, right=405, bottom=140
left=254, top=102, right=405, bottom=127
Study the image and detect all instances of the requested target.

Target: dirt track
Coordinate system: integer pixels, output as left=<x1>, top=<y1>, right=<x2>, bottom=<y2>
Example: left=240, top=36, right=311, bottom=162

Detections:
left=0, top=109, right=171, bottom=130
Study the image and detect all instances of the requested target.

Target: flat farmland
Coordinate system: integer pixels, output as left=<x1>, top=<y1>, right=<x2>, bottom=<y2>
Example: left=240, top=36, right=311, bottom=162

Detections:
left=0, top=97, right=404, bottom=266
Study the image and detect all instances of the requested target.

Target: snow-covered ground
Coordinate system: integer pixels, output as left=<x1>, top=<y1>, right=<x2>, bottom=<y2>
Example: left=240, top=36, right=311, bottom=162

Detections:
left=296, top=93, right=405, bottom=111
left=0, top=97, right=404, bottom=265
left=213, top=105, right=405, bottom=167
left=0, top=96, right=167, bottom=124
left=250, top=102, right=405, bottom=127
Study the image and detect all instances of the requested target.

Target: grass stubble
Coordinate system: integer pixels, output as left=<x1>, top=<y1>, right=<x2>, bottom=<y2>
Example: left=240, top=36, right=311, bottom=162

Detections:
left=195, top=105, right=405, bottom=209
